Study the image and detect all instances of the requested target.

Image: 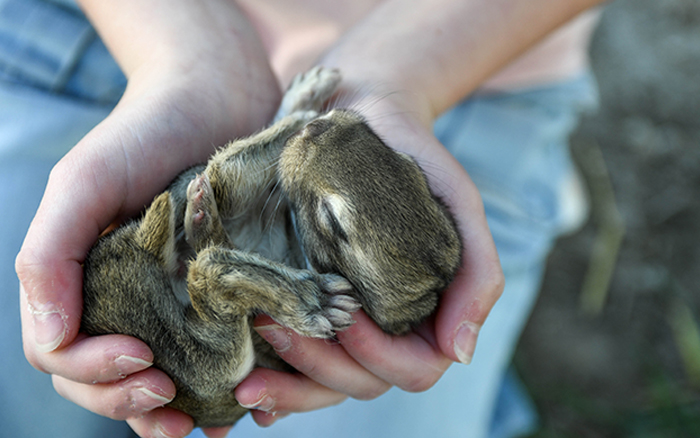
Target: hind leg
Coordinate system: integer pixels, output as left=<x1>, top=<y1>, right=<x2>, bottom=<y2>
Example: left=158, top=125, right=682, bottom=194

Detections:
left=187, top=247, right=360, bottom=338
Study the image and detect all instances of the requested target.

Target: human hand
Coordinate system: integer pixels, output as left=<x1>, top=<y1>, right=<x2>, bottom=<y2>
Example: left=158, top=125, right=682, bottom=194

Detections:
left=234, top=85, right=505, bottom=427
left=15, top=2, right=280, bottom=437
left=232, top=0, right=573, bottom=423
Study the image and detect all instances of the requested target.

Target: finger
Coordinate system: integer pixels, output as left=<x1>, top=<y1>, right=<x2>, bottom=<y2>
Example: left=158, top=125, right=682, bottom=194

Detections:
left=404, top=123, right=504, bottom=365
left=433, top=166, right=505, bottom=365
left=236, top=368, right=343, bottom=428
left=201, top=426, right=233, bottom=438
left=17, top=255, right=85, bottom=356
left=249, top=411, right=290, bottom=428
left=350, top=101, right=505, bottom=365
left=252, top=315, right=391, bottom=400
left=336, top=310, right=452, bottom=392
left=29, top=332, right=153, bottom=384
left=127, top=406, right=194, bottom=438
left=235, top=367, right=347, bottom=415
left=52, top=368, right=175, bottom=421
left=15, top=140, right=131, bottom=356
left=436, top=261, right=504, bottom=365
left=19, top=287, right=154, bottom=382
left=380, top=113, right=505, bottom=365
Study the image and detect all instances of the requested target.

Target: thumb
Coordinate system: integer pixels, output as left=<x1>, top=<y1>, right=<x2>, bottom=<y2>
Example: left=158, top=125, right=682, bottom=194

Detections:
left=16, top=145, right=123, bottom=359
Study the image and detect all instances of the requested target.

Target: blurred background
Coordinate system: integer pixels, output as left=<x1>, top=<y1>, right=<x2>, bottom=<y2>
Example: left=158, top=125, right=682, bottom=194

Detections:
left=514, top=0, right=700, bottom=436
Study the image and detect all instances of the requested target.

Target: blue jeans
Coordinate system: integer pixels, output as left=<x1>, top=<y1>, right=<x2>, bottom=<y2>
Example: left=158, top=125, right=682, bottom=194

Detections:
left=0, top=1, right=131, bottom=438
left=210, top=76, right=596, bottom=438
left=0, top=1, right=597, bottom=437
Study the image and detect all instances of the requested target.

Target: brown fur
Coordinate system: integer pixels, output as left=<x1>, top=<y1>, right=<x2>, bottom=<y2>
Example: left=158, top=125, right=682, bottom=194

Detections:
left=81, top=67, right=461, bottom=427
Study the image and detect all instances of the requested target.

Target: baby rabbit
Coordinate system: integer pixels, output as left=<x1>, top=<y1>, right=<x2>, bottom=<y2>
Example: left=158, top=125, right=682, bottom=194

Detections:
left=81, top=67, right=462, bottom=427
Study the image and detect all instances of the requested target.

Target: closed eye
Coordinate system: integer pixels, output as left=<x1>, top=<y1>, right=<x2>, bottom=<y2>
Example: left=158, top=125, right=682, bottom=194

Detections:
left=304, top=118, right=332, bottom=137
left=320, top=197, right=349, bottom=243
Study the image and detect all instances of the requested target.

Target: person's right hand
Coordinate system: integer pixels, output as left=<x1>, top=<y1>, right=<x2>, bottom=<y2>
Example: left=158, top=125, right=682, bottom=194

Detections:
left=15, top=2, right=281, bottom=437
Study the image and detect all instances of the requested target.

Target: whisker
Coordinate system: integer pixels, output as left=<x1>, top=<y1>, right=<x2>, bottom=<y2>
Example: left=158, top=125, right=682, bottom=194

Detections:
left=419, top=164, right=460, bottom=199
left=266, top=187, right=286, bottom=244
left=326, top=82, right=389, bottom=112
left=351, top=90, right=400, bottom=114
left=257, top=157, right=282, bottom=177
left=233, top=156, right=281, bottom=185
left=260, top=178, right=282, bottom=225
left=363, top=108, right=414, bottom=124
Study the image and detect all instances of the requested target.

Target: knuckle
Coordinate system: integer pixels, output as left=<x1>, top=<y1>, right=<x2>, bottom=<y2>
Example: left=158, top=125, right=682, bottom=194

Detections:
left=107, top=384, right=147, bottom=421
left=294, top=358, right=319, bottom=379
left=21, top=336, right=48, bottom=373
left=485, top=264, right=506, bottom=299
left=493, top=271, right=506, bottom=296
left=473, top=264, right=505, bottom=324
left=51, top=375, right=70, bottom=399
left=15, top=250, right=38, bottom=290
left=54, top=375, right=157, bottom=422
left=23, top=348, right=45, bottom=373
left=351, top=381, right=391, bottom=401
left=46, top=158, right=72, bottom=189
left=399, top=372, right=441, bottom=393
left=105, top=405, right=128, bottom=421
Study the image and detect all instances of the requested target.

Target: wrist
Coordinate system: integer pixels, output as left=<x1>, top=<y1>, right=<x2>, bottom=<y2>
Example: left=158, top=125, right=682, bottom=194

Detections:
left=122, top=55, right=281, bottom=140
left=78, top=0, right=281, bottom=135
left=319, top=64, right=434, bottom=131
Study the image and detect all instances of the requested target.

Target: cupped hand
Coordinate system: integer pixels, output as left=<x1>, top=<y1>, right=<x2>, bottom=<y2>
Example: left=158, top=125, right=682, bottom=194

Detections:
left=15, top=2, right=281, bottom=436
left=235, top=87, right=505, bottom=427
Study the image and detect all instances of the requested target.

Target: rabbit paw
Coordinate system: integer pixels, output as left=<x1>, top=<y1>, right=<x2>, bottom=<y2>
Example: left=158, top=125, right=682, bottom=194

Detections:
left=276, top=66, right=342, bottom=118
left=185, top=173, right=228, bottom=251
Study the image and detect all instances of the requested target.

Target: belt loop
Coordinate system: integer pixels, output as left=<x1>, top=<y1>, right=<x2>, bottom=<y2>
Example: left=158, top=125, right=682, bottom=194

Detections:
left=0, top=0, right=96, bottom=92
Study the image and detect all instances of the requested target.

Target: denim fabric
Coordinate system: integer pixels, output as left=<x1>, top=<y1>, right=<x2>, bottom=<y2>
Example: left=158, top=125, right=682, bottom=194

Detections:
left=0, top=0, right=125, bottom=103
left=0, top=0, right=597, bottom=436
left=187, top=75, right=598, bottom=438
left=436, top=75, right=598, bottom=272
left=0, top=1, right=131, bottom=437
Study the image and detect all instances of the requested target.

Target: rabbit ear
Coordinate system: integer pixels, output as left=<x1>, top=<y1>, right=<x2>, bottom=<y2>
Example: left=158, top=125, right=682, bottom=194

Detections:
left=137, top=192, right=178, bottom=272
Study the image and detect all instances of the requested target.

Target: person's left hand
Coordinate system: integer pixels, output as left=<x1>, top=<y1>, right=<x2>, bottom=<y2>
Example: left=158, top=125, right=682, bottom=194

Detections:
left=15, top=2, right=282, bottom=437
left=234, top=87, right=504, bottom=427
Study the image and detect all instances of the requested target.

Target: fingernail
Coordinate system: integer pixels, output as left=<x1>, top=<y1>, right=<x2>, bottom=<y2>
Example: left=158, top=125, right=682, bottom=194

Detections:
left=115, top=355, right=153, bottom=377
left=240, top=393, right=276, bottom=412
left=152, top=413, right=193, bottom=438
left=132, top=387, right=173, bottom=411
left=454, top=321, right=480, bottom=365
left=31, top=303, right=67, bottom=353
left=254, top=324, right=291, bottom=353
left=258, top=410, right=288, bottom=427
left=153, top=424, right=177, bottom=438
